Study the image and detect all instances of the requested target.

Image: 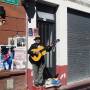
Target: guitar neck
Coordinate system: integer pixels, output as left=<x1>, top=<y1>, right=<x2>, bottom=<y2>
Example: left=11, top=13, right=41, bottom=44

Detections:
left=38, top=39, right=60, bottom=52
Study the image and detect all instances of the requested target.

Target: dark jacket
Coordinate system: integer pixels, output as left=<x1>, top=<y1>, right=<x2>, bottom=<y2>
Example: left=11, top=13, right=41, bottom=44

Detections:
left=28, top=43, right=52, bottom=65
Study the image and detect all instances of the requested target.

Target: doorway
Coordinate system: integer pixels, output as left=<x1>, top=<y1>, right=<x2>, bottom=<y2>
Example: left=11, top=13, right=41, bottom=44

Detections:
left=36, top=1, right=58, bottom=76
left=37, top=20, right=56, bottom=76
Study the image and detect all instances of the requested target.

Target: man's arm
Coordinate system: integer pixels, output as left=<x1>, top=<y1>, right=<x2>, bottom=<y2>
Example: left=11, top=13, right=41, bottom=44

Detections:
left=27, top=45, right=34, bottom=55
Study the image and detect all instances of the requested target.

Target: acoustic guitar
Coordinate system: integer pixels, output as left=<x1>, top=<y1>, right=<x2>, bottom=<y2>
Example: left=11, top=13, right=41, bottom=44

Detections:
left=31, top=39, right=60, bottom=62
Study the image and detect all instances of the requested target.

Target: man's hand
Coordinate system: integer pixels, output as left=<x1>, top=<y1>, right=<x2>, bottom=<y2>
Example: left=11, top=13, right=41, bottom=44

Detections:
left=33, top=51, right=40, bottom=54
left=35, top=51, right=40, bottom=54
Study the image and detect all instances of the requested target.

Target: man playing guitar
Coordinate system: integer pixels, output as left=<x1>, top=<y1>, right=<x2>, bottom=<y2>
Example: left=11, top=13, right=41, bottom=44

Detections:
left=28, top=36, right=60, bottom=87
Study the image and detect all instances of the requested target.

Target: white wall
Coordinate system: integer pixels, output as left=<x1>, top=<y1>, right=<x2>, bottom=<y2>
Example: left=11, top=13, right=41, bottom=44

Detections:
left=27, top=0, right=90, bottom=69
left=67, top=1, right=90, bottom=13
left=44, top=0, right=90, bottom=66
left=56, top=1, right=68, bottom=66
left=43, top=0, right=68, bottom=65
left=27, top=9, right=37, bottom=69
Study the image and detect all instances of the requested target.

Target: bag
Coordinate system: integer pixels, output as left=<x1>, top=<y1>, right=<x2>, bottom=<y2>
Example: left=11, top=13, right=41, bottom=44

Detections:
left=43, top=67, right=59, bottom=80
left=43, top=67, right=53, bottom=80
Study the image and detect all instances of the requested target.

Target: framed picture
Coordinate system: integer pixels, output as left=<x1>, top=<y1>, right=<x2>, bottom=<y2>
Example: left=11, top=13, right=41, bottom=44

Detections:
left=28, top=28, right=33, bottom=36
left=33, top=28, right=39, bottom=36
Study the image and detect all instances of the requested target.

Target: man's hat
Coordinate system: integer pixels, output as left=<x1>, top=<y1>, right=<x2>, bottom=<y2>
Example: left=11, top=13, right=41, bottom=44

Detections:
left=34, top=36, right=41, bottom=40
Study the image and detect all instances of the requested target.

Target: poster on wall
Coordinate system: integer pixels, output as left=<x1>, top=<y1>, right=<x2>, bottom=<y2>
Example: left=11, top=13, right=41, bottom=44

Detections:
left=33, top=28, right=39, bottom=36
left=0, top=45, right=26, bottom=71
left=28, top=28, right=39, bottom=36
left=0, top=46, right=15, bottom=71
left=14, top=48, right=26, bottom=69
left=28, top=28, right=33, bottom=36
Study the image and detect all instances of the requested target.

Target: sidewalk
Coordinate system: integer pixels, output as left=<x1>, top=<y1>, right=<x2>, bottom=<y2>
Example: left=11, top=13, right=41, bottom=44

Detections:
left=0, top=70, right=26, bottom=90
left=58, top=78, right=90, bottom=90
left=44, top=78, right=90, bottom=90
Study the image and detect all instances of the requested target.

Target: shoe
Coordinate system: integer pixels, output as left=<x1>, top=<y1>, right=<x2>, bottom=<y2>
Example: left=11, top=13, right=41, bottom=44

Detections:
left=44, top=78, right=53, bottom=88
left=51, top=79, right=61, bottom=86
left=39, top=83, right=44, bottom=86
left=44, top=78, right=61, bottom=88
left=34, top=84, right=39, bottom=87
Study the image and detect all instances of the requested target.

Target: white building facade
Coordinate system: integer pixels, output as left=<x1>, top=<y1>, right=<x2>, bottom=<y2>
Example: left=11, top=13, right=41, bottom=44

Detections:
left=27, top=0, right=90, bottom=89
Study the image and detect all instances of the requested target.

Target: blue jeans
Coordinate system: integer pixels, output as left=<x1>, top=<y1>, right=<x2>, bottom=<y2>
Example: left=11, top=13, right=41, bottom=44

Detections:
left=3, top=57, right=12, bottom=70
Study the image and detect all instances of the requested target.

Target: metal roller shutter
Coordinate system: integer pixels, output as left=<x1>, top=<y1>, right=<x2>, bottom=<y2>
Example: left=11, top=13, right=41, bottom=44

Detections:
left=68, top=8, right=90, bottom=82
